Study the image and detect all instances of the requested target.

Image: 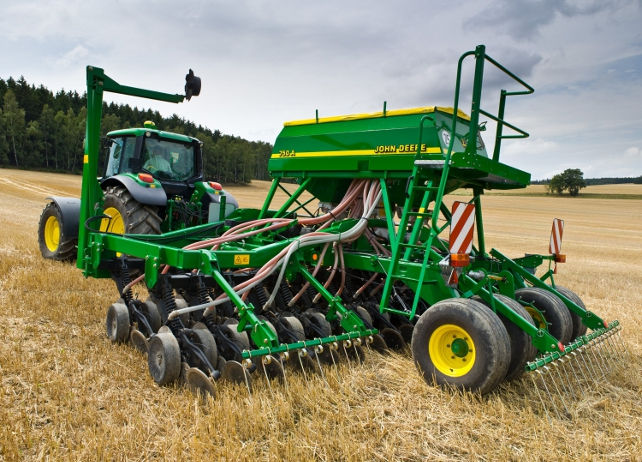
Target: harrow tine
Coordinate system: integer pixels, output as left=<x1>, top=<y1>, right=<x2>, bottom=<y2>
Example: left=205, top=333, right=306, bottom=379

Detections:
left=587, top=341, right=607, bottom=379
left=609, top=328, right=621, bottom=353
left=297, top=350, right=310, bottom=382
left=579, top=346, right=600, bottom=385
left=539, top=368, right=562, bottom=420
left=261, top=357, right=273, bottom=393
left=615, top=328, right=627, bottom=355
left=242, top=359, right=252, bottom=395
left=552, top=361, right=571, bottom=396
left=352, top=338, right=365, bottom=364
left=607, top=331, right=624, bottom=363
left=594, top=338, right=610, bottom=373
left=329, top=342, right=341, bottom=383
left=530, top=371, right=552, bottom=422
left=557, top=358, right=578, bottom=397
left=603, top=331, right=617, bottom=359
left=595, top=337, right=611, bottom=373
left=547, top=365, right=571, bottom=417
left=570, top=351, right=590, bottom=385
left=314, top=345, right=330, bottom=387
left=279, top=353, right=289, bottom=392
left=342, top=340, right=352, bottom=365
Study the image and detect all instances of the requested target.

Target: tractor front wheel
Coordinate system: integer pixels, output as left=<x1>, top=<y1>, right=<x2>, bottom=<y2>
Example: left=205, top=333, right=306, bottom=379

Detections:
left=411, top=298, right=511, bottom=395
left=38, top=202, right=77, bottom=260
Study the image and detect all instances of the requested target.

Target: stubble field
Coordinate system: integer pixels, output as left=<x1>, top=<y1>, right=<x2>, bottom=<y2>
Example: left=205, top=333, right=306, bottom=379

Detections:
left=0, top=168, right=640, bottom=461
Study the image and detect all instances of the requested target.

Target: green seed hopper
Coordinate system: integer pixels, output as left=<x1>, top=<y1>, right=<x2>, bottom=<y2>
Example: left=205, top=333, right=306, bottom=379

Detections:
left=78, top=45, right=621, bottom=404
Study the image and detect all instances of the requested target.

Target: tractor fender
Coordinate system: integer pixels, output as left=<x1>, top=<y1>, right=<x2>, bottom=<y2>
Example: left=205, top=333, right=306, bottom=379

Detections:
left=46, top=196, right=81, bottom=237
left=223, top=190, right=239, bottom=209
left=101, top=174, right=167, bottom=207
left=201, top=189, right=239, bottom=218
left=206, top=190, right=239, bottom=209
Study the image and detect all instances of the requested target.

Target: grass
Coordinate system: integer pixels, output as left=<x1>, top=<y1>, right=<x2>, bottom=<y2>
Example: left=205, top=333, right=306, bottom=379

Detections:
left=0, top=168, right=641, bottom=461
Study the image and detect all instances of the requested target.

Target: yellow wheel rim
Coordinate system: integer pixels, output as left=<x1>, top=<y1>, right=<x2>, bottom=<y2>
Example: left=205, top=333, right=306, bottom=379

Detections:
left=44, top=215, right=60, bottom=252
left=525, top=305, right=547, bottom=330
left=429, top=324, right=475, bottom=377
left=100, top=207, right=125, bottom=234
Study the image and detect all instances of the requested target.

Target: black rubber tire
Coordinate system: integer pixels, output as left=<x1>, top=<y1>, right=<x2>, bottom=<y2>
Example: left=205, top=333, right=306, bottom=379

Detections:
left=38, top=202, right=77, bottom=261
left=281, top=316, right=306, bottom=341
left=302, top=310, right=332, bottom=338
left=380, top=327, right=406, bottom=350
left=411, top=298, right=511, bottom=395
left=555, top=286, right=588, bottom=340
left=106, top=301, right=130, bottom=343
left=148, top=332, right=181, bottom=385
left=480, top=295, right=537, bottom=381
left=355, top=306, right=373, bottom=328
left=398, top=323, right=415, bottom=344
left=102, top=185, right=162, bottom=234
left=515, top=287, right=573, bottom=345
left=221, top=323, right=251, bottom=355
left=142, top=299, right=162, bottom=333
left=188, top=322, right=219, bottom=371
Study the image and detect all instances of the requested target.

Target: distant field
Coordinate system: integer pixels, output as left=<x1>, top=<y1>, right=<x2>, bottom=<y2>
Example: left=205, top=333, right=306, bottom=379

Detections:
left=0, top=168, right=640, bottom=461
left=462, top=183, right=642, bottom=199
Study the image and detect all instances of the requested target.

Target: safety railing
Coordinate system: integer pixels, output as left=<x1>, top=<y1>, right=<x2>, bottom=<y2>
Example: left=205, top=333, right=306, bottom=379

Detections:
left=450, top=44, right=534, bottom=162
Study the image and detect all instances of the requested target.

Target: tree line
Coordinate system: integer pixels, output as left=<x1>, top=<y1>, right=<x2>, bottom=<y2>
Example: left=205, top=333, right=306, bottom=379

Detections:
left=532, top=175, right=642, bottom=186
left=0, top=76, right=273, bottom=184
left=533, top=168, right=642, bottom=197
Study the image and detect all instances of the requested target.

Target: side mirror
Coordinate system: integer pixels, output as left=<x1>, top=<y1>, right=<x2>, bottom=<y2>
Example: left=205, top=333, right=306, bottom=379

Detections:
left=185, top=69, right=201, bottom=100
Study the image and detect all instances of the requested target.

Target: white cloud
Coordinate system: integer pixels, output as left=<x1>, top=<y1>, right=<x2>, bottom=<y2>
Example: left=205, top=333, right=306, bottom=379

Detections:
left=53, top=45, right=89, bottom=68
left=0, top=0, right=640, bottom=179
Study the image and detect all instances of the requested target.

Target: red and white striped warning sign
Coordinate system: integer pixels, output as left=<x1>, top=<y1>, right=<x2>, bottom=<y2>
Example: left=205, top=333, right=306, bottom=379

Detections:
left=549, top=218, right=564, bottom=255
left=450, top=201, right=475, bottom=255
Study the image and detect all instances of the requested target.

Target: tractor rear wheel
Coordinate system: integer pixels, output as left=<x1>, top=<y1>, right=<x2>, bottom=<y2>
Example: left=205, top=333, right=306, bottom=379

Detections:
left=38, top=202, right=77, bottom=261
left=411, top=298, right=511, bottom=395
left=100, top=185, right=162, bottom=235
left=515, top=287, right=572, bottom=345
left=555, top=286, right=588, bottom=340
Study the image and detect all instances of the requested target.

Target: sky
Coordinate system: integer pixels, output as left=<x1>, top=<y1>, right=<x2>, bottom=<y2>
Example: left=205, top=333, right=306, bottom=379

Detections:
left=1, top=0, right=641, bottom=180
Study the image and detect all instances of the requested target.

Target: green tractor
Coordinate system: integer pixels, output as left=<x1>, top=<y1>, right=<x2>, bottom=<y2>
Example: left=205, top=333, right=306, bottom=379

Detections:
left=38, top=118, right=239, bottom=261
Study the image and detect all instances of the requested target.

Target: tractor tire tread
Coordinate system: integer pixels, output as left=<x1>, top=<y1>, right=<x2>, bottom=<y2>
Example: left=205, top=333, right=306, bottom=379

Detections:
left=38, top=202, right=77, bottom=261
left=103, top=185, right=162, bottom=235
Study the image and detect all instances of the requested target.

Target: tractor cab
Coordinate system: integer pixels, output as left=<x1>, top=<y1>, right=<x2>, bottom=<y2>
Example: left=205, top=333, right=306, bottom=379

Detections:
left=104, top=122, right=203, bottom=197
left=98, top=123, right=236, bottom=233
